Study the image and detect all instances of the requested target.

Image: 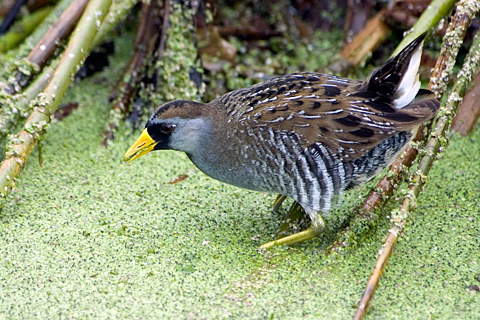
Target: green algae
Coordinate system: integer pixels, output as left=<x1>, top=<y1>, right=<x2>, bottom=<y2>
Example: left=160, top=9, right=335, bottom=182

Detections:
left=0, top=21, right=478, bottom=320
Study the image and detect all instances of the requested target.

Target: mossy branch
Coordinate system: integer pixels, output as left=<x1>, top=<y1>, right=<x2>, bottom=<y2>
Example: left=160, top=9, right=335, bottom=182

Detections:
left=0, top=0, right=78, bottom=91
left=0, top=0, right=140, bottom=145
left=0, top=0, right=112, bottom=204
left=0, top=0, right=82, bottom=135
left=353, top=5, right=480, bottom=319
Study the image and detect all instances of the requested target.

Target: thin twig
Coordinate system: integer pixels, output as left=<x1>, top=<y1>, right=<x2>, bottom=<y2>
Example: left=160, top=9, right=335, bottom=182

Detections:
left=353, top=2, right=480, bottom=318
left=157, top=0, right=170, bottom=60
left=343, top=0, right=372, bottom=43
left=217, top=26, right=282, bottom=41
left=0, top=0, right=50, bottom=17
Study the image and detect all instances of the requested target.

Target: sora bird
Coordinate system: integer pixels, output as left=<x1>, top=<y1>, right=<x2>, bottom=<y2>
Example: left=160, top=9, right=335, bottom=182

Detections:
left=124, top=33, right=440, bottom=248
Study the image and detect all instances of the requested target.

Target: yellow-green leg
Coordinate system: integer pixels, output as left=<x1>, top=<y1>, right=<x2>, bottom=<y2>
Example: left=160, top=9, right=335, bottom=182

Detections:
left=276, top=201, right=307, bottom=238
left=260, top=210, right=326, bottom=249
left=272, top=194, right=287, bottom=213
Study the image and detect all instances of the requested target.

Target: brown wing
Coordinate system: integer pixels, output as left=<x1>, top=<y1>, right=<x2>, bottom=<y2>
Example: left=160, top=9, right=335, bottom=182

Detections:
left=221, top=73, right=439, bottom=160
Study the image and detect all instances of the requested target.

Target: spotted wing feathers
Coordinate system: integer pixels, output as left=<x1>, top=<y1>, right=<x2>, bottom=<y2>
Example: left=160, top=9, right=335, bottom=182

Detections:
left=216, top=33, right=439, bottom=161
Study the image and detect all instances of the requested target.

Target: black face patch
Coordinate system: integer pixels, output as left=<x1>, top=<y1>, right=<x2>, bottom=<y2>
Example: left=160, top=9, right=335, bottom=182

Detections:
left=146, top=119, right=174, bottom=149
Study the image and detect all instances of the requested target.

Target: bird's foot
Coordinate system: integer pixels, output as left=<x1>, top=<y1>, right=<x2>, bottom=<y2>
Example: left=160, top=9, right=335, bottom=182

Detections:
left=276, top=201, right=307, bottom=238
left=260, top=212, right=325, bottom=249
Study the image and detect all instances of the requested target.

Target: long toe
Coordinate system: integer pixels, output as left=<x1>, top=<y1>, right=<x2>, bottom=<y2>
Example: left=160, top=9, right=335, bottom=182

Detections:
left=260, top=216, right=325, bottom=249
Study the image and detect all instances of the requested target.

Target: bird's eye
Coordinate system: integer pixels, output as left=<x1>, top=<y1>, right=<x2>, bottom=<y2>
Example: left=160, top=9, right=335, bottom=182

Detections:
left=161, top=124, right=175, bottom=134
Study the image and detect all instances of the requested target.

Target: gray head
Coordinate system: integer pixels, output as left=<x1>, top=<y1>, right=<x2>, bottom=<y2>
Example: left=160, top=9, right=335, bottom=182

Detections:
left=123, top=100, right=216, bottom=162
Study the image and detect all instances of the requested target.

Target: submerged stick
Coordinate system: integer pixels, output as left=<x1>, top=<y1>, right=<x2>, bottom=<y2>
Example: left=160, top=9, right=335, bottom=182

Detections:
left=353, top=4, right=480, bottom=318
left=0, top=0, right=112, bottom=204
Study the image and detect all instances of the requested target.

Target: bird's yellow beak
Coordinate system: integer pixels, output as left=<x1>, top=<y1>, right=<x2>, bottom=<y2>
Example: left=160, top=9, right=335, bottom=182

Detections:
left=123, top=129, right=157, bottom=163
